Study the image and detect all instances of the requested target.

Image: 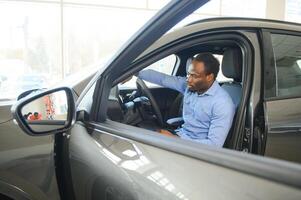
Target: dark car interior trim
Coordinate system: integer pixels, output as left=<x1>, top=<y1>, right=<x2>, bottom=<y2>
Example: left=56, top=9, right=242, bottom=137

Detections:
left=260, top=30, right=276, bottom=155
left=54, top=134, right=76, bottom=200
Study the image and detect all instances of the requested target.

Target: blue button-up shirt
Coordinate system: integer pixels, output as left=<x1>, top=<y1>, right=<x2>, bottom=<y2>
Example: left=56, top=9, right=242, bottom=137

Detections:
left=138, top=69, right=235, bottom=147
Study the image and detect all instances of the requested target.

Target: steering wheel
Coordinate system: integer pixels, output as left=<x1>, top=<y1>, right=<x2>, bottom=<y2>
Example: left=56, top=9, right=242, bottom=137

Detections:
left=136, top=78, right=164, bottom=127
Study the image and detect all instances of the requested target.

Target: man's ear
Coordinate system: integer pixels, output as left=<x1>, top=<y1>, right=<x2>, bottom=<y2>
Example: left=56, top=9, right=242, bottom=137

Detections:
left=207, top=73, right=214, bottom=82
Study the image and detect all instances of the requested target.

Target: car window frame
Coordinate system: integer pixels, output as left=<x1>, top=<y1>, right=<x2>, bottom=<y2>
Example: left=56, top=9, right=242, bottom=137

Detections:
left=263, top=29, right=301, bottom=101
left=88, top=31, right=254, bottom=151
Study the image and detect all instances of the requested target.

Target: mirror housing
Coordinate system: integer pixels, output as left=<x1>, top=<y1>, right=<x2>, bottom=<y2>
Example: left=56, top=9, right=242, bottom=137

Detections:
left=11, top=87, right=76, bottom=136
left=17, top=88, right=43, bottom=100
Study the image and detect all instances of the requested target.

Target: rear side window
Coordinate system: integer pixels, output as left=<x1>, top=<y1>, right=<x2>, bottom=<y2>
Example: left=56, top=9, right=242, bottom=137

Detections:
left=271, top=34, right=301, bottom=97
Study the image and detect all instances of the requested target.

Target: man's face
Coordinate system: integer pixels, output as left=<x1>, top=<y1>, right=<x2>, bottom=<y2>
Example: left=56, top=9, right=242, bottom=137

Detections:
left=187, top=60, right=213, bottom=93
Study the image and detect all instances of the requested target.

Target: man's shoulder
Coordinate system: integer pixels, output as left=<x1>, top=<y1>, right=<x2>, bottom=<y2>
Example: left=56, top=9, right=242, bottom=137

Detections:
left=215, top=84, right=230, bottom=96
left=215, top=86, right=235, bottom=106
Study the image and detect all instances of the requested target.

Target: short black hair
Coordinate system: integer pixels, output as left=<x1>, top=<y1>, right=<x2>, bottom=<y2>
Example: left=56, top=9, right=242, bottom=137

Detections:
left=194, top=53, right=220, bottom=79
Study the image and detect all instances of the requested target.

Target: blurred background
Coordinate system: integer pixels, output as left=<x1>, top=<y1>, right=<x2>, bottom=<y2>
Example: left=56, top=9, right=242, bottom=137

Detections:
left=0, top=0, right=300, bottom=100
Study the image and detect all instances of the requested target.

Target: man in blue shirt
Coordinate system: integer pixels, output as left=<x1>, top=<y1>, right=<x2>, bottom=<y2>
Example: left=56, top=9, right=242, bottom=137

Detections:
left=137, top=53, right=235, bottom=147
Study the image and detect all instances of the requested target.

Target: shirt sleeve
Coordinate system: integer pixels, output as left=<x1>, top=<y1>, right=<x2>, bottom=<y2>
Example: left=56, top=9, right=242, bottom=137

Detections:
left=197, top=99, right=235, bottom=147
left=138, top=69, right=186, bottom=94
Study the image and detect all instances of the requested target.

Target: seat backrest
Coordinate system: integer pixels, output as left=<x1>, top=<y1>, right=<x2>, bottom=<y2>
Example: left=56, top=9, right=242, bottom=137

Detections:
left=221, top=48, right=242, bottom=148
left=221, top=48, right=242, bottom=109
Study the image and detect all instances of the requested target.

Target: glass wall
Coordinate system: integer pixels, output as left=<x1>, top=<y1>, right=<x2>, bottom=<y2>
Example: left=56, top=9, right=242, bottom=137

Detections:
left=0, top=0, right=159, bottom=100
left=2, top=0, right=295, bottom=100
left=0, top=1, right=61, bottom=99
left=286, top=0, right=301, bottom=23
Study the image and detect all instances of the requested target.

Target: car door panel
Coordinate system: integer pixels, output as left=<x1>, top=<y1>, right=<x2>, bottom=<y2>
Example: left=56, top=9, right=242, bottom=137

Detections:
left=68, top=122, right=301, bottom=200
left=264, top=98, right=301, bottom=163
left=262, top=31, right=301, bottom=164
left=0, top=103, right=60, bottom=200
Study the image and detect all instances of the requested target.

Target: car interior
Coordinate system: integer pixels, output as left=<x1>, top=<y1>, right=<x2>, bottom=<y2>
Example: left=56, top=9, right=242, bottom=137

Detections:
left=107, top=42, right=243, bottom=148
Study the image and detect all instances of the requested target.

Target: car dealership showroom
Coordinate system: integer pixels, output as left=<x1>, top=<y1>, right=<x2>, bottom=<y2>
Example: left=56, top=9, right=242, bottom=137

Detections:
left=1, top=0, right=301, bottom=199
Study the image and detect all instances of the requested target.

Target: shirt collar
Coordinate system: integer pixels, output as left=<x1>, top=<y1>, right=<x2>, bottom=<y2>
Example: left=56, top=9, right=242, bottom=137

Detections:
left=198, top=81, right=219, bottom=96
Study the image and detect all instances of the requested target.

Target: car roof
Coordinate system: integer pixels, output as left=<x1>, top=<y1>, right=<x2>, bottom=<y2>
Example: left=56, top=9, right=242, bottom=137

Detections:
left=139, top=17, right=301, bottom=58
left=187, top=17, right=301, bottom=30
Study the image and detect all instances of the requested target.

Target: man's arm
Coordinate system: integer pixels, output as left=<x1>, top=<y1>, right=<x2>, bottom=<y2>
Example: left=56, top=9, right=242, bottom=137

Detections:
left=138, top=69, right=186, bottom=94
left=196, top=100, right=235, bottom=147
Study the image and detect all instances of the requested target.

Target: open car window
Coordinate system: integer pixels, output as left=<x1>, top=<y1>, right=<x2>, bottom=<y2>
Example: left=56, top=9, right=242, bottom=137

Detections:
left=120, top=54, right=177, bottom=89
left=107, top=46, right=243, bottom=132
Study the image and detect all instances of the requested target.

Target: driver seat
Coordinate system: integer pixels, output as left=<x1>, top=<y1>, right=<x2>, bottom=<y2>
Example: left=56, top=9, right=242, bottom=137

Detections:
left=221, top=48, right=242, bottom=148
left=221, top=48, right=242, bottom=109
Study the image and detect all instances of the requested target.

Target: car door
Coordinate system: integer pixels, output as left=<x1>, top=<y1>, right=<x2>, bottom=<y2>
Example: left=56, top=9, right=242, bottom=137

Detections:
left=56, top=1, right=301, bottom=200
left=262, top=30, right=301, bottom=163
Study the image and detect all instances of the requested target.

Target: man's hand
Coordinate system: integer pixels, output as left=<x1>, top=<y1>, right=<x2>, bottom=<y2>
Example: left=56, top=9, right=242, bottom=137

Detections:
left=158, top=129, right=177, bottom=137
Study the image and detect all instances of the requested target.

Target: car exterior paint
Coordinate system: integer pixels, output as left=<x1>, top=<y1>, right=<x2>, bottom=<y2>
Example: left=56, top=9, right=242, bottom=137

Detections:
left=68, top=122, right=301, bottom=199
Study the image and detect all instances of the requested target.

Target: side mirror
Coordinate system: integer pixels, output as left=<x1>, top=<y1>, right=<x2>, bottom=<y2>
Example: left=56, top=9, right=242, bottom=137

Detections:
left=17, top=88, right=43, bottom=100
left=11, top=87, right=76, bottom=136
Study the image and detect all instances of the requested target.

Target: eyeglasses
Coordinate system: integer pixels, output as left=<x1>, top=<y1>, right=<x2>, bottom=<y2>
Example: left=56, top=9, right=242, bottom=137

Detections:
left=186, top=72, right=203, bottom=79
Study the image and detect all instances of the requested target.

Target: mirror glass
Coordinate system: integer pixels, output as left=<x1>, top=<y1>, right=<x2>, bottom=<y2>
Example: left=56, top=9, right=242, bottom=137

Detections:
left=21, top=90, right=68, bottom=132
